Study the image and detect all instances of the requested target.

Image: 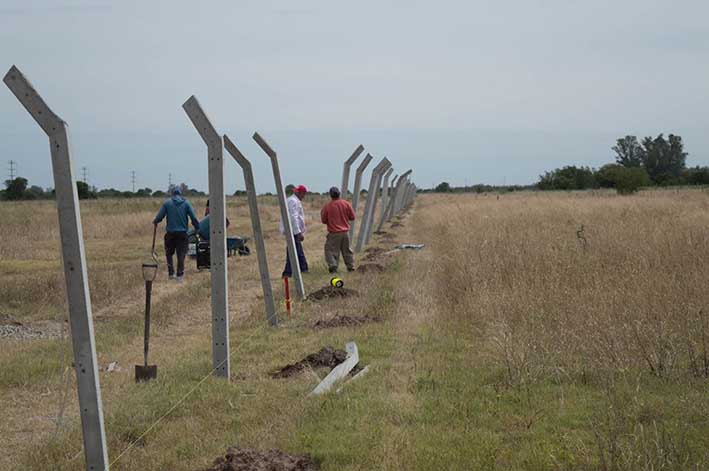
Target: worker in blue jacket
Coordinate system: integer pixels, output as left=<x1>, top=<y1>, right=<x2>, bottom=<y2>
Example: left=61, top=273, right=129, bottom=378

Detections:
left=153, top=188, right=200, bottom=281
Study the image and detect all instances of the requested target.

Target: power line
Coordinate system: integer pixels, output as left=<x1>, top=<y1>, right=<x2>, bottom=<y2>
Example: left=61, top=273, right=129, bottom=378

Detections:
left=9, top=160, right=16, bottom=180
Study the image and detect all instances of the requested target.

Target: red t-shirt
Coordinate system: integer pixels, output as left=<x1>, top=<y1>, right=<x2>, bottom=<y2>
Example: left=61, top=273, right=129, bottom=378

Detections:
left=321, top=198, right=356, bottom=233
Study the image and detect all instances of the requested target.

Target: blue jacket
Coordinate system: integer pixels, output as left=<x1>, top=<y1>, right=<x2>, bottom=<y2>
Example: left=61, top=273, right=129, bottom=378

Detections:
left=153, top=196, right=200, bottom=233
left=197, top=214, right=230, bottom=241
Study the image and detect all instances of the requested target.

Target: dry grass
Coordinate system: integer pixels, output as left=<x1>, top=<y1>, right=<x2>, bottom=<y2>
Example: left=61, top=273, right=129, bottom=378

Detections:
left=1, top=190, right=707, bottom=470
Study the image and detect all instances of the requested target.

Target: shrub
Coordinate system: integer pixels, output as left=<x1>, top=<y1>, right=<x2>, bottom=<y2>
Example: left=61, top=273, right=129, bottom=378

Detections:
left=614, top=167, right=651, bottom=194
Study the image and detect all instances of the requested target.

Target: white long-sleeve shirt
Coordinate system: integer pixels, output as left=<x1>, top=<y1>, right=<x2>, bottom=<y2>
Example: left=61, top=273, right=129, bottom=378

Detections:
left=279, top=194, right=306, bottom=236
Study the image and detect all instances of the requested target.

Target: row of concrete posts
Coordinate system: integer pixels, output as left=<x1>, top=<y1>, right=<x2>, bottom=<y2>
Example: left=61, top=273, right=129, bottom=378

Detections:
left=341, top=150, right=417, bottom=253
left=2, top=64, right=416, bottom=470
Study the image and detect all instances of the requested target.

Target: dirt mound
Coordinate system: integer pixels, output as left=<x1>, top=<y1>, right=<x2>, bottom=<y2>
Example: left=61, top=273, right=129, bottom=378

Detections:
left=313, top=315, right=381, bottom=329
left=390, top=222, right=403, bottom=228
left=374, top=231, right=396, bottom=240
left=362, top=247, right=388, bottom=261
left=200, top=446, right=319, bottom=471
left=271, top=346, right=348, bottom=378
left=306, top=286, right=358, bottom=301
left=356, top=263, right=385, bottom=273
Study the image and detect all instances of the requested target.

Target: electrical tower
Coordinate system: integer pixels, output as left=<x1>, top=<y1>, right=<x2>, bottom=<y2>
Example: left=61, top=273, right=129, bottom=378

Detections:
left=168, top=172, right=172, bottom=190
left=131, top=170, right=136, bottom=192
left=9, top=160, right=16, bottom=180
left=82, top=166, right=88, bottom=184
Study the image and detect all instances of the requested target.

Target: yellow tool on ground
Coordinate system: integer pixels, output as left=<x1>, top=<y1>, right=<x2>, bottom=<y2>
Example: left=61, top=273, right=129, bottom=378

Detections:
left=330, top=277, right=344, bottom=288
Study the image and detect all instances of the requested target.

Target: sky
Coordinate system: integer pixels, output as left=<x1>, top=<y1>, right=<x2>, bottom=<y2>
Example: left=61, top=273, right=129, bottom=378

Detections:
left=1, top=0, right=708, bottom=193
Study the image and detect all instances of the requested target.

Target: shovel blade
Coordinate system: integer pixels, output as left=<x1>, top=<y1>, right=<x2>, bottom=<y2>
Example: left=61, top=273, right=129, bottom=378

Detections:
left=135, top=365, right=158, bottom=382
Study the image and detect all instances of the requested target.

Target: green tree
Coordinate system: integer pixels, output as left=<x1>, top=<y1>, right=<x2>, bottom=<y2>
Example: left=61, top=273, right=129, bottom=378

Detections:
left=614, top=167, right=651, bottom=195
left=76, top=181, right=96, bottom=199
left=640, top=134, right=687, bottom=184
left=595, top=164, right=623, bottom=188
left=613, top=136, right=644, bottom=168
left=434, top=182, right=451, bottom=192
left=537, top=166, right=597, bottom=190
left=4, top=177, right=28, bottom=200
left=683, top=166, right=709, bottom=185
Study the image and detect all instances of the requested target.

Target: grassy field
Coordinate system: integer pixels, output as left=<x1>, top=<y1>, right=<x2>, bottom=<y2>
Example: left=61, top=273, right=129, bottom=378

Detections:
left=1, top=189, right=708, bottom=470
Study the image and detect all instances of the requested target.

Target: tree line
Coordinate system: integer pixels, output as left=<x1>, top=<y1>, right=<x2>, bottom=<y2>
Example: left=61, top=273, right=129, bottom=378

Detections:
left=538, top=134, right=709, bottom=193
left=430, top=134, right=708, bottom=195
left=0, top=179, right=208, bottom=201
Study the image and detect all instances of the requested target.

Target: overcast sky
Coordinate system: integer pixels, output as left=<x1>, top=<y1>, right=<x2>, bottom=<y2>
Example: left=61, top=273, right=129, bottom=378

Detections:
left=1, top=0, right=708, bottom=192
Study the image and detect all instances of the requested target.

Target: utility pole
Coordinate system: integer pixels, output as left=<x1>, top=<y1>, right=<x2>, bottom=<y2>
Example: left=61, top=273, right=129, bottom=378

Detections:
left=131, top=170, right=136, bottom=192
left=9, top=160, right=16, bottom=180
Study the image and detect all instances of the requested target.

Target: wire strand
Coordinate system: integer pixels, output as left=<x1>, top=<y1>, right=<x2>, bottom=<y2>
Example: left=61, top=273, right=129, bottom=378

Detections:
left=107, top=322, right=269, bottom=468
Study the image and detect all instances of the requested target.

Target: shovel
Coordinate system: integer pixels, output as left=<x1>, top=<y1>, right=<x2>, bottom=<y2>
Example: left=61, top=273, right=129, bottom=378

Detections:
left=136, top=225, right=159, bottom=382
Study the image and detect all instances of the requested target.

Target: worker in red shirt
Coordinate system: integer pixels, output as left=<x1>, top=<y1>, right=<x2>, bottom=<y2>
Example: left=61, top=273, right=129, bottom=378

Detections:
left=321, top=186, right=356, bottom=273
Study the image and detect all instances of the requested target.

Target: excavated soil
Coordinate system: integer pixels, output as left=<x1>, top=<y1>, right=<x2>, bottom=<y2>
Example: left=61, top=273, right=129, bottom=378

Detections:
left=356, top=263, right=385, bottom=273
left=200, top=447, right=319, bottom=471
left=390, top=222, right=404, bottom=228
left=313, top=314, right=381, bottom=329
left=271, top=346, right=348, bottom=378
left=362, top=247, right=389, bottom=261
left=374, top=231, right=396, bottom=241
left=306, top=286, right=359, bottom=301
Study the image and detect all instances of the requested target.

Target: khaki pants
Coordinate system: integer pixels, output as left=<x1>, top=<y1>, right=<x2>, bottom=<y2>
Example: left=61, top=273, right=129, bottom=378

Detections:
left=325, top=231, right=354, bottom=271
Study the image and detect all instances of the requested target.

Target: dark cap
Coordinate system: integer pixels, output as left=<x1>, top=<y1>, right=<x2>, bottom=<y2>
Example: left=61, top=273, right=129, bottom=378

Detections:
left=329, top=186, right=341, bottom=198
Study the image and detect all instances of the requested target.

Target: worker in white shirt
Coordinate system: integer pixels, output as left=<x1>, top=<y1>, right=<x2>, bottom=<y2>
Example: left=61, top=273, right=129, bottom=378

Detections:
left=280, top=184, right=309, bottom=277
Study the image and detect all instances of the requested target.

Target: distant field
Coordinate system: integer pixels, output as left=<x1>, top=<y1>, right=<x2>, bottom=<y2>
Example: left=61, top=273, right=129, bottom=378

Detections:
left=1, top=190, right=707, bottom=470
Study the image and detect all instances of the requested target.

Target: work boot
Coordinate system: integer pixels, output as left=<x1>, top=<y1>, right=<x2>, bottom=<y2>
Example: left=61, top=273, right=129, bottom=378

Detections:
left=347, top=266, right=356, bottom=272
left=175, top=275, right=184, bottom=283
left=328, top=266, right=338, bottom=274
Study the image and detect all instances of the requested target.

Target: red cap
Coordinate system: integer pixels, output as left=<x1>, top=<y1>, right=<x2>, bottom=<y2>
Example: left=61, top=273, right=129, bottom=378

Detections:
left=294, top=185, right=308, bottom=194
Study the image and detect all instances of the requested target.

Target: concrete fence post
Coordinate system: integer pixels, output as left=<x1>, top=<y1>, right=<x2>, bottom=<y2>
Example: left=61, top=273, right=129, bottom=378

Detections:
left=389, top=169, right=412, bottom=220
left=223, top=136, right=277, bottom=326
left=4, top=65, right=109, bottom=470
left=374, top=168, right=394, bottom=234
left=348, top=153, right=373, bottom=241
left=253, top=132, right=306, bottom=300
left=362, top=159, right=392, bottom=248
left=355, top=157, right=390, bottom=252
left=382, top=174, right=398, bottom=225
left=182, top=96, right=230, bottom=378
left=341, top=144, right=364, bottom=201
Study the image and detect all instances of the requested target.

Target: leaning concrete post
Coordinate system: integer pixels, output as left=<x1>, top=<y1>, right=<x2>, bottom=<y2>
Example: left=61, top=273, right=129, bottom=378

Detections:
left=223, top=136, right=277, bottom=326
left=389, top=169, right=412, bottom=221
left=348, top=153, right=373, bottom=240
left=403, top=184, right=412, bottom=209
left=394, top=171, right=413, bottom=215
left=382, top=174, right=399, bottom=225
left=253, top=132, right=306, bottom=300
left=362, top=159, right=392, bottom=247
left=372, top=167, right=394, bottom=237
left=355, top=157, right=390, bottom=251
left=182, top=96, right=230, bottom=378
left=341, top=144, right=364, bottom=201
left=4, top=65, right=109, bottom=469
left=401, top=182, right=411, bottom=209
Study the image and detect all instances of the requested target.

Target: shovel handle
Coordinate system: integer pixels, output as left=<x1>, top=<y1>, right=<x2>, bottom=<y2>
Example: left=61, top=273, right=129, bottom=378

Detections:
left=151, top=224, right=159, bottom=263
left=144, top=280, right=152, bottom=366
